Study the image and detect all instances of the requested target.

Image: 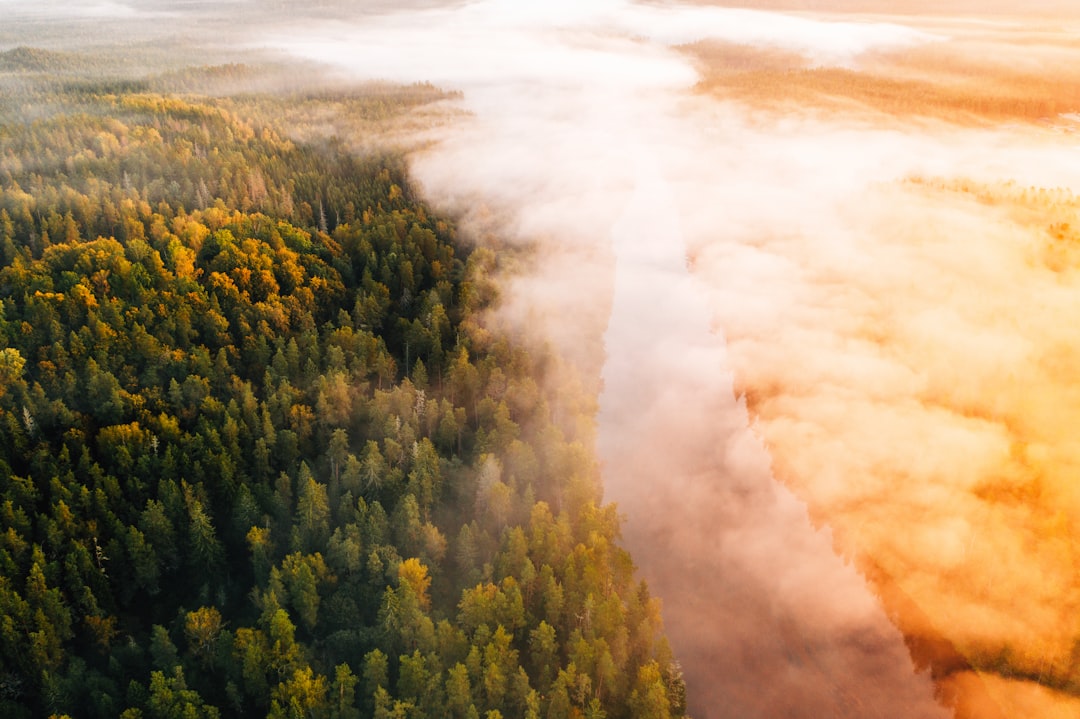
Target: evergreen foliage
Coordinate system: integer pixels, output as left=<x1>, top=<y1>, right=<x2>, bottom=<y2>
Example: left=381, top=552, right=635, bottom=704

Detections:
left=0, top=80, right=685, bottom=718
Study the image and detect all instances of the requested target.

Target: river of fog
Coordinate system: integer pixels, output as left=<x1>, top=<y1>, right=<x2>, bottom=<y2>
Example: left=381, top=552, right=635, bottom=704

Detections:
left=596, top=149, right=946, bottom=718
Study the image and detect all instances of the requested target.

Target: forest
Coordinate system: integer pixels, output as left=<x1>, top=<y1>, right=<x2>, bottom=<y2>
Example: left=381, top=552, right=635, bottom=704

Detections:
left=0, top=60, right=687, bottom=718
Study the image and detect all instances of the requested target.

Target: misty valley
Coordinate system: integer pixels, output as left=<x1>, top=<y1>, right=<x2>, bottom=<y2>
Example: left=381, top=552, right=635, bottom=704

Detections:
left=3, top=2, right=1080, bottom=719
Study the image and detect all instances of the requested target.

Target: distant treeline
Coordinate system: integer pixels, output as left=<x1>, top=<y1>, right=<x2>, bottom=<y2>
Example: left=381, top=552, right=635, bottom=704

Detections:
left=687, top=40, right=1080, bottom=123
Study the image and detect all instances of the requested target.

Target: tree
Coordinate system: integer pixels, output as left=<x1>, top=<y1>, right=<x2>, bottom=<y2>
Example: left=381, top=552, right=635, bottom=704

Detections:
left=396, top=650, right=433, bottom=706
left=528, top=622, right=558, bottom=694
left=330, top=663, right=361, bottom=719
left=184, top=607, right=223, bottom=663
left=125, top=526, right=160, bottom=596
left=140, top=500, right=179, bottom=573
left=628, top=662, right=671, bottom=719
left=362, top=649, right=389, bottom=706
left=0, top=347, right=25, bottom=399
left=149, top=625, right=180, bottom=672
left=279, top=552, right=334, bottom=633
left=269, top=667, right=329, bottom=719
left=185, top=489, right=224, bottom=578
left=145, top=667, right=221, bottom=719
left=397, top=558, right=431, bottom=611
left=327, top=429, right=350, bottom=495
left=360, top=441, right=387, bottom=493
left=325, top=525, right=363, bottom=576
left=294, top=468, right=330, bottom=553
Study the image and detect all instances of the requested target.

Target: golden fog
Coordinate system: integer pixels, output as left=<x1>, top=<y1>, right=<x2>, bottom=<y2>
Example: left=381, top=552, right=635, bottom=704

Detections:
left=680, top=10, right=1080, bottom=718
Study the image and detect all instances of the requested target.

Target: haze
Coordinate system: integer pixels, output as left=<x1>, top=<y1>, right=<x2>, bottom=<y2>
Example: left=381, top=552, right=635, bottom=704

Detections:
left=6, top=1, right=1080, bottom=717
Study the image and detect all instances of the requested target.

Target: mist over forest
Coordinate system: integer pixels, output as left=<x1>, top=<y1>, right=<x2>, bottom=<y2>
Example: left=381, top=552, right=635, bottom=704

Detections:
left=1, top=1, right=1080, bottom=718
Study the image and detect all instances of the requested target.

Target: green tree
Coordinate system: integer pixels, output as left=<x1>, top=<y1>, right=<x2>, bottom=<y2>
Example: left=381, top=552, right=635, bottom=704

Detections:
left=145, top=667, right=221, bottom=719
left=294, top=467, right=330, bottom=553
left=330, top=663, right=361, bottom=719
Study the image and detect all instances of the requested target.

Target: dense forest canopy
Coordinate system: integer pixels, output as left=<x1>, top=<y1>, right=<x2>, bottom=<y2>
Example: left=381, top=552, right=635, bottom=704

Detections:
left=0, top=63, right=687, bottom=719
